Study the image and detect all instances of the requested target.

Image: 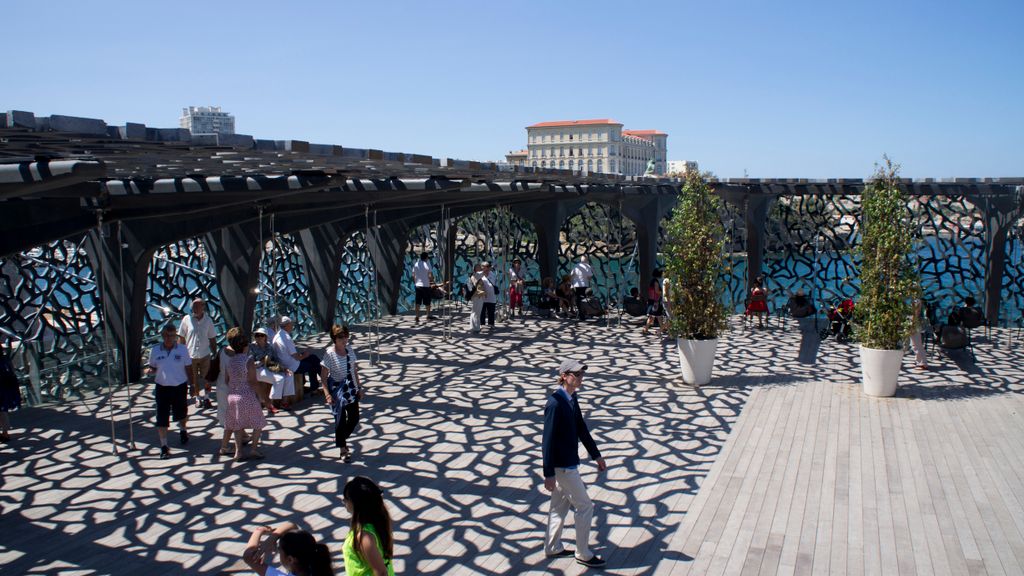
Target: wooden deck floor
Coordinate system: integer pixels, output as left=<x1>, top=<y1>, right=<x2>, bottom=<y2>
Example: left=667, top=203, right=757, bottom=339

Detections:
left=0, top=313, right=1021, bottom=575
left=666, top=324, right=1024, bottom=576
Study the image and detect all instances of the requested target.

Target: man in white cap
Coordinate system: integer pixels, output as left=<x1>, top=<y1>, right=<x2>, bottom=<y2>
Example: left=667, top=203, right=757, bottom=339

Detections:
left=145, top=322, right=193, bottom=459
left=272, top=316, right=321, bottom=394
left=542, top=358, right=607, bottom=568
left=178, top=298, right=217, bottom=409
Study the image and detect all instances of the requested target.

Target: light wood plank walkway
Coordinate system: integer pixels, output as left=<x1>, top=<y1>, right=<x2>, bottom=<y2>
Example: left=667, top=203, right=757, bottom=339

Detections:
left=1, top=313, right=1022, bottom=574
left=667, top=323, right=1024, bottom=576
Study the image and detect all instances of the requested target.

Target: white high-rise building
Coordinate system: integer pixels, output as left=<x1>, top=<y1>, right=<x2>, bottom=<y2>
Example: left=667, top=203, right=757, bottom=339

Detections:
left=524, top=119, right=668, bottom=176
left=667, top=160, right=699, bottom=176
left=179, top=106, right=235, bottom=135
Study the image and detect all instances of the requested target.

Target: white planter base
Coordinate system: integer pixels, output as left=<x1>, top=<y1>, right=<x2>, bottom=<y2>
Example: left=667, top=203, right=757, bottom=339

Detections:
left=859, top=345, right=904, bottom=397
left=677, top=338, right=718, bottom=386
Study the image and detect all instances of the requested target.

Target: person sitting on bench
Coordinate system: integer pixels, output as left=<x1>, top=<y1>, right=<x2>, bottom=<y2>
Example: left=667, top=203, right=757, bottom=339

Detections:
left=949, top=296, right=986, bottom=329
left=536, top=277, right=560, bottom=317
left=623, top=287, right=645, bottom=317
left=786, top=288, right=816, bottom=319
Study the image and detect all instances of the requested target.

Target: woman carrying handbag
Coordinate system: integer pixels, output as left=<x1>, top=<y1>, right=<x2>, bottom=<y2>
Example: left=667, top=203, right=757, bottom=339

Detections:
left=320, top=324, right=364, bottom=462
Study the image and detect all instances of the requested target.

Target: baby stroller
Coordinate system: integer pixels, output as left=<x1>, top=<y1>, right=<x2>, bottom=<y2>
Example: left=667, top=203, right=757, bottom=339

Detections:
left=820, top=298, right=854, bottom=342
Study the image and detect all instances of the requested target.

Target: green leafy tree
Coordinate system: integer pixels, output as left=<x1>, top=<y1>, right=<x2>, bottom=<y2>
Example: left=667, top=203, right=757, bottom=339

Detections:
left=855, top=156, right=919, bottom=349
left=664, top=171, right=730, bottom=340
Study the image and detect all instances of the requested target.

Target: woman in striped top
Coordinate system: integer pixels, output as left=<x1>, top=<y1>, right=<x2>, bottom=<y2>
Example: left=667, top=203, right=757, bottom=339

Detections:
left=319, top=324, right=363, bottom=462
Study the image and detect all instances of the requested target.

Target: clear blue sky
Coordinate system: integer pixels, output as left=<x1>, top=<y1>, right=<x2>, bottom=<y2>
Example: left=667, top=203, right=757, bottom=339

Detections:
left=4, top=0, right=1021, bottom=178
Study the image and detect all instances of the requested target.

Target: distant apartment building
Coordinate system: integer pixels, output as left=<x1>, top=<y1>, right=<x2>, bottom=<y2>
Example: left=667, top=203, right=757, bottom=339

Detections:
left=524, top=119, right=667, bottom=176
left=505, top=149, right=528, bottom=167
left=179, top=106, right=235, bottom=135
left=667, top=160, right=699, bottom=176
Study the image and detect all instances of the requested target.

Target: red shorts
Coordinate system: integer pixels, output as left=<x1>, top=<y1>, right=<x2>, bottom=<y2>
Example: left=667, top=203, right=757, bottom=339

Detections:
left=509, top=286, right=523, bottom=307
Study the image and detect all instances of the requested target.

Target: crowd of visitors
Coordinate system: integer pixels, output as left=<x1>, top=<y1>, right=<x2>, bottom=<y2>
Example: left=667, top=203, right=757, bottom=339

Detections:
left=8, top=249, right=994, bottom=573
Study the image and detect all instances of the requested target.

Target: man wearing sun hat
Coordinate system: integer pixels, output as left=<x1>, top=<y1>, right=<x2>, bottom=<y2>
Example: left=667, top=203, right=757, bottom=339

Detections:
left=542, top=358, right=608, bottom=568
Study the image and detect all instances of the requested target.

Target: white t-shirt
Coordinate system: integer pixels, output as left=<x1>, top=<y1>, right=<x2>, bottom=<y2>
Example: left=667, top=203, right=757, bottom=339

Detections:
left=412, top=260, right=432, bottom=287
left=571, top=262, right=594, bottom=288
left=148, top=343, right=192, bottom=386
left=178, top=313, right=216, bottom=358
left=509, top=266, right=524, bottom=285
left=481, top=272, right=497, bottom=304
left=273, top=330, right=300, bottom=372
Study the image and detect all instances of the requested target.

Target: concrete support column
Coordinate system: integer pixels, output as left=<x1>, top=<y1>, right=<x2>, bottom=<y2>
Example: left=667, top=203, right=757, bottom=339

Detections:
left=296, top=221, right=355, bottom=332
left=744, top=194, right=776, bottom=292
left=205, top=221, right=262, bottom=332
left=621, top=191, right=677, bottom=294
left=444, top=221, right=457, bottom=287
left=513, top=199, right=585, bottom=283
left=83, top=221, right=157, bottom=383
left=368, top=220, right=411, bottom=316
left=981, top=186, right=1024, bottom=322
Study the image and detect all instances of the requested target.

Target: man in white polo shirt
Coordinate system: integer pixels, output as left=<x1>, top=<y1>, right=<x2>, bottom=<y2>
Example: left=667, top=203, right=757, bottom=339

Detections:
left=145, top=323, right=194, bottom=459
left=178, top=298, right=217, bottom=409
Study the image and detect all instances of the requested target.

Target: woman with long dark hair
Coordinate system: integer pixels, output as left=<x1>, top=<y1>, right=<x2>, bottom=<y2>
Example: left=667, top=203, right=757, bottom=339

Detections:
left=242, top=521, right=334, bottom=576
left=342, top=476, right=395, bottom=576
left=319, top=325, right=363, bottom=462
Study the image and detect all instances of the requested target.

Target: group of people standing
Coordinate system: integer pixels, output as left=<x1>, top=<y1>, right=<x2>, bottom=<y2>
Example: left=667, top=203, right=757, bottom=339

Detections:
left=413, top=251, right=606, bottom=332
left=145, top=297, right=367, bottom=462
left=134, top=256, right=625, bottom=569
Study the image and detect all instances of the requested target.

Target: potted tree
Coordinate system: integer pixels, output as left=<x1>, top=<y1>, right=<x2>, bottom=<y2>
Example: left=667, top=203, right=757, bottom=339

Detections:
left=855, top=156, right=918, bottom=397
left=664, top=171, right=730, bottom=385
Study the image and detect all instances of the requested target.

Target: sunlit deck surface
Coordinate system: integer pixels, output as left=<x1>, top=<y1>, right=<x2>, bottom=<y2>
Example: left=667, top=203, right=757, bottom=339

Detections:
left=1, top=312, right=1022, bottom=575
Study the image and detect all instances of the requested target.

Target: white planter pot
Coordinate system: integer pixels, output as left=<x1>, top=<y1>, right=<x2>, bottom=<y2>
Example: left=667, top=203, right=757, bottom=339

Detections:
left=676, top=338, right=718, bottom=385
left=859, top=345, right=904, bottom=397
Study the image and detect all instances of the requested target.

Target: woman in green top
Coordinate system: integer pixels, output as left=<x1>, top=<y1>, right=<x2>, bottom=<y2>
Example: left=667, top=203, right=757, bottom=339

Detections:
left=342, top=476, right=395, bottom=576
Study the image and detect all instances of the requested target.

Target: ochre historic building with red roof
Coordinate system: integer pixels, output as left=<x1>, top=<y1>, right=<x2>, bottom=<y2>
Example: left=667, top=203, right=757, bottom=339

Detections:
left=518, top=118, right=667, bottom=176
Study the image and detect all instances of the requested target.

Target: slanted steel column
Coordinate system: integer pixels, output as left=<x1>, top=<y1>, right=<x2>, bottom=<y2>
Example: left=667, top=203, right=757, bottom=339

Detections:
left=981, top=185, right=1024, bottom=323
left=368, top=220, right=411, bottom=315
left=205, top=221, right=262, bottom=333
left=83, top=222, right=157, bottom=383
left=295, top=221, right=357, bottom=332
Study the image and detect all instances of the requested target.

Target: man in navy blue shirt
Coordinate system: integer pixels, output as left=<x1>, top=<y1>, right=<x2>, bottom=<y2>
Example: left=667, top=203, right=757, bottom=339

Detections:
left=542, top=358, right=608, bottom=568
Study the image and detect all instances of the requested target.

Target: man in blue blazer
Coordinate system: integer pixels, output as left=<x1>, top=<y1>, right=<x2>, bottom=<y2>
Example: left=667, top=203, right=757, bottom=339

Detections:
left=542, top=358, right=608, bottom=568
